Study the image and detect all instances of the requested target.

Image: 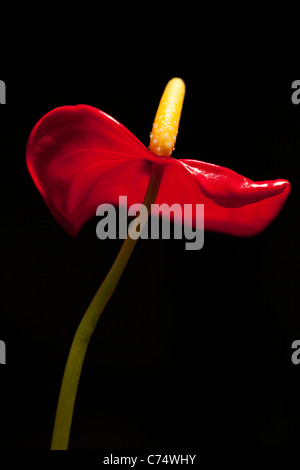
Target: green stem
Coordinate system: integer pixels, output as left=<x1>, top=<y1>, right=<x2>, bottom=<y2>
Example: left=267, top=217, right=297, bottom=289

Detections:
left=51, top=162, right=164, bottom=450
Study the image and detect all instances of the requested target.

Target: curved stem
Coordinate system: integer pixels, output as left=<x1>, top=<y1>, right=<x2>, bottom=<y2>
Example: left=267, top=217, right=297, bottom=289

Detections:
left=51, top=162, right=164, bottom=450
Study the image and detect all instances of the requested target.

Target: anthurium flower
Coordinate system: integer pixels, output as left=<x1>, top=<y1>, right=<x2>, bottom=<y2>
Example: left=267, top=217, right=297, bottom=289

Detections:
left=27, top=78, right=291, bottom=451
left=26, top=106, right=290, bottom=238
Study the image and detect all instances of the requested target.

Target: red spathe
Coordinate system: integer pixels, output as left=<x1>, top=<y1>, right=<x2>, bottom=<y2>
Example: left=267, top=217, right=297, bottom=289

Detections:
left=26, top=104, right=291, bottom=237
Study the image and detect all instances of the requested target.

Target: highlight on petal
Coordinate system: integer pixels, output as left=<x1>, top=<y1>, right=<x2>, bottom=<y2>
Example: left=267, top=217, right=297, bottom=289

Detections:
left=26, top=104, right=291, bottom=238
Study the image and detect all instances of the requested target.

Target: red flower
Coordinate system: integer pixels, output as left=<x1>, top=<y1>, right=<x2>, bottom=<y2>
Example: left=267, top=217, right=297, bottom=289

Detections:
left=26, top=104, right=290, bottom=237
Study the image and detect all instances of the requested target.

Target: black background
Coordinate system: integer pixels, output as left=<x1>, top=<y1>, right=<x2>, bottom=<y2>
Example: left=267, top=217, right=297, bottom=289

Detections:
left=0, top=1, right=299, bottom=451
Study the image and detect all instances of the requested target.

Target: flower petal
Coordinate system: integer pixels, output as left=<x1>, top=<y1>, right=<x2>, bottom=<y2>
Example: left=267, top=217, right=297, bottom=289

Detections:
left=26, top=105, right=291, bottom=238
left=150, top=158, right=291, bottom=236
left=26, top=105, right=153, bottom=235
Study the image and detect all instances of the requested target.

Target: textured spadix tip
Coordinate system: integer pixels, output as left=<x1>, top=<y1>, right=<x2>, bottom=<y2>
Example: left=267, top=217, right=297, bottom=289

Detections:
left=150, top=77, right=186, bottom=157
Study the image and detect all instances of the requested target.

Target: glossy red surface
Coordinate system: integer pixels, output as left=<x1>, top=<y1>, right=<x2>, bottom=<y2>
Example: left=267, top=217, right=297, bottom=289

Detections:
left=26, top=105, right=291, bottom=237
